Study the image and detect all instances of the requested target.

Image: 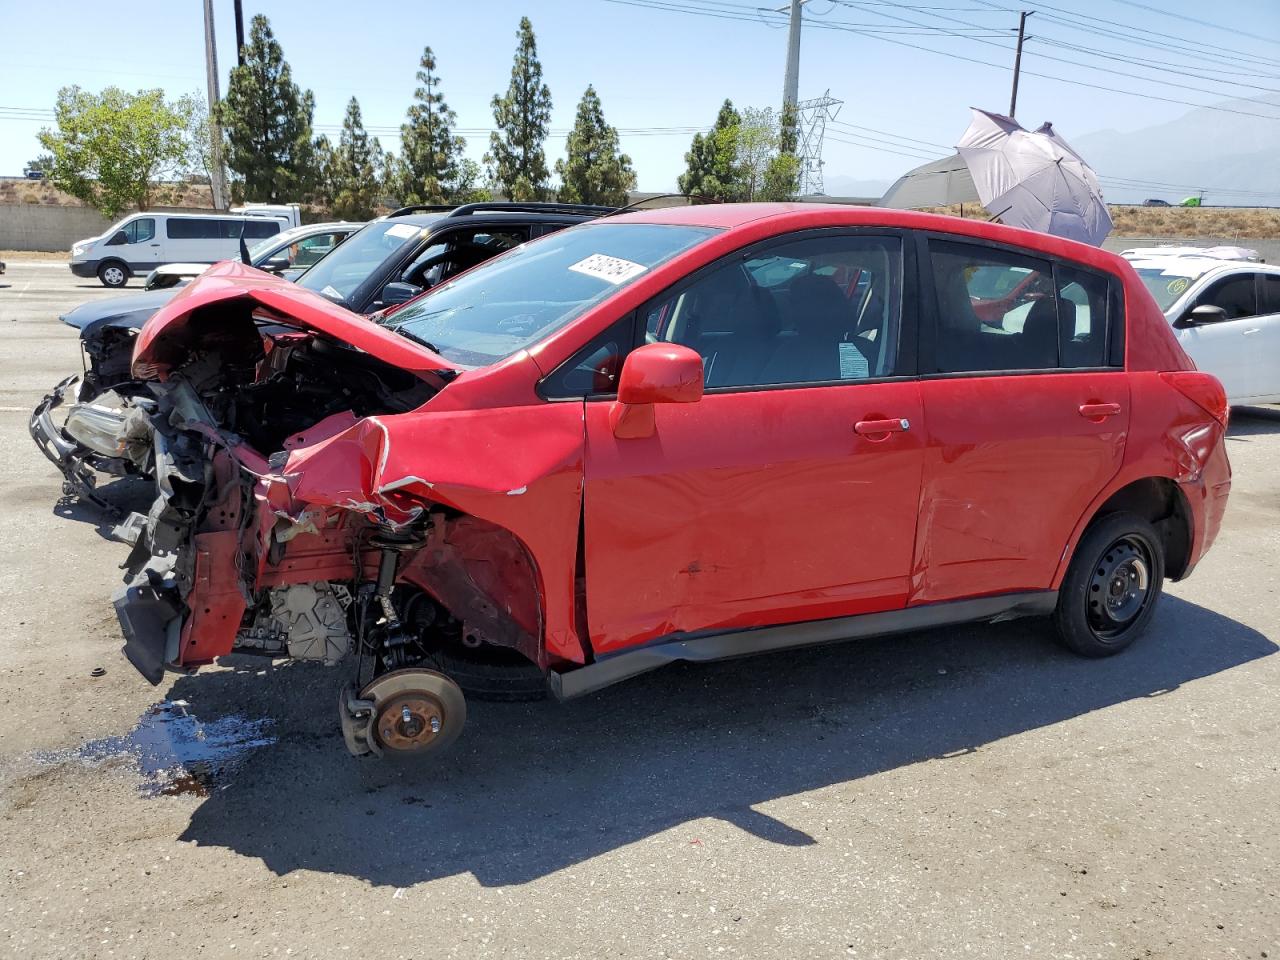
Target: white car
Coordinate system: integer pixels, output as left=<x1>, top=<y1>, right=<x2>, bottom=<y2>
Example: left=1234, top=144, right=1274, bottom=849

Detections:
left=1126, top=247, right=1280, bottom=406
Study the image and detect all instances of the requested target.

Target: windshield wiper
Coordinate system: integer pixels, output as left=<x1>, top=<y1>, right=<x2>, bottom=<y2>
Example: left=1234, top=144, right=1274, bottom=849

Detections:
left=385, top=322, right=442, bottom=355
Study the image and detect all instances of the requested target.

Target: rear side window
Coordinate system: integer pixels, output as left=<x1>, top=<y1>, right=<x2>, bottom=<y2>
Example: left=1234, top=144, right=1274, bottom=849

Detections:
left=928, top=241, right=1057, bottom=372
left=1055, top=265, right=1108, bottom=368
left=167, top=218, right=220, bottom=240
left=928, top=239, right=1119, bottom=373
left=241, top=219, right=281, bottom=239
left=1262, top=275, right=1280, bottom=315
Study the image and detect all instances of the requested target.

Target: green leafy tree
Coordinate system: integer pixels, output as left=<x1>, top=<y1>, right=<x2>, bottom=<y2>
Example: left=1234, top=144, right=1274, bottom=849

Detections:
left=327, top=97, right=384, bottom=220
left=37, top=85, right=192, bottom=216
left=677, top=99, right=744, bottom=201
left=555, top=85, right=636, bottom=206
left=218, top=14, right=316, bottom=202
left=396, top=45, right=468, bottom=204
left=487, top=17, right=553, bottom=201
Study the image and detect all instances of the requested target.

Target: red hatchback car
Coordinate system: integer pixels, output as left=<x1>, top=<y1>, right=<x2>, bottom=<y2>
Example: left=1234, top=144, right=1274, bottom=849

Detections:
left=105, top=203, right=1230, bottom=758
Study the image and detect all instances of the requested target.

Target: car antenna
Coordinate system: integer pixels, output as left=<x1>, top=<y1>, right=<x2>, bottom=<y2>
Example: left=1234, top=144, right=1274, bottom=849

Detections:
left=601, top=193, right=721, bottom=218
left=238, top=222, right=251, bottom=265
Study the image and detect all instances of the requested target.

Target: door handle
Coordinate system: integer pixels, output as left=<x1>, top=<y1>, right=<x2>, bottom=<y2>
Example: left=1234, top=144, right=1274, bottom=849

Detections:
left=1078, top=402, right=1121, bottom=419
left=150, top=243, right=160, bottom=247
left=854, top=418, right=910, bottom=436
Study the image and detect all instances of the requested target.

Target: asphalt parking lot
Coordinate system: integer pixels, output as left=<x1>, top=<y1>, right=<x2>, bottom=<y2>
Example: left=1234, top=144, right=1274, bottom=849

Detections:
left=1, top=259, right=1278, bottom=959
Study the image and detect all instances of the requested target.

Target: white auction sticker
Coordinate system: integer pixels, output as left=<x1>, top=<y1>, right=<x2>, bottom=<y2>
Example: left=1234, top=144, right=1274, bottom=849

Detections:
left=568, top=253, right=647, bottom=285
left=838, top=342, right=869, bottom=379
left=385, top=222, right=422, bottom=240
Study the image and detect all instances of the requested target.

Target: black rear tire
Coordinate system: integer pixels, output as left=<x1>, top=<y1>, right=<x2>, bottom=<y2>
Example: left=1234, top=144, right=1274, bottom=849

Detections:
left=1054, top=511, right=1164, bottom=657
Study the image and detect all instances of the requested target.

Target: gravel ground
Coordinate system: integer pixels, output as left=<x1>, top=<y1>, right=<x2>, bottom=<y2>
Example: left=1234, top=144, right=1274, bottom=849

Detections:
left=0, top=260, right=1277, bottom=960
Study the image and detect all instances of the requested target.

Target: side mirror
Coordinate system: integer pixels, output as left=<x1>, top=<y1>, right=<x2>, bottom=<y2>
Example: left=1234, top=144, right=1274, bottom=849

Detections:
left=1176, top=304, right=1228, bottom=328
left=379, top=281, right=422, bottom=307
left=106, top=230, right=128, bottom=246
left=262, top=255, right=291, bottom=273
left=610, top=343, right=704, bottom=439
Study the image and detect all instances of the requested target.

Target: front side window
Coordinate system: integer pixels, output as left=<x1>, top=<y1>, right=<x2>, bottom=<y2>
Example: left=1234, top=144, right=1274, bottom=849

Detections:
left=132, top=218, right=155, bottom=243
left=646, top=234, right=903, bottom=388
left=292, top=232, right=344, bottom=267
left=297, top=219, right=433, bottom=303
left=1192, top=274, right=1258, bottom=320
left=381, top=223, right=715, bottom=367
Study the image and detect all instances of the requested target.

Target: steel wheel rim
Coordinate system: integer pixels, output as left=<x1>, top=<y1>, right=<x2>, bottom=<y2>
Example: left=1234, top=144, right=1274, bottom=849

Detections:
left=103, top=267, right=124, bottom=285
left=1087, top=535, right=1153, bottom=640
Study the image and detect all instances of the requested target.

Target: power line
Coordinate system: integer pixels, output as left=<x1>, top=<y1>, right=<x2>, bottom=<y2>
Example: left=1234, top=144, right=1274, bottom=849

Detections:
left=971, top=0, right=1280, bottom=72
left=833, top=0, right=1280, bottom=108
left=1104, top=0, right=1280, bottom=47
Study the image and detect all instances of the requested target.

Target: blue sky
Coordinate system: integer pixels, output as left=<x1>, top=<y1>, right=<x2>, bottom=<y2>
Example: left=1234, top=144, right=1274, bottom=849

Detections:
left=1, top=0, right=1278, bottom=196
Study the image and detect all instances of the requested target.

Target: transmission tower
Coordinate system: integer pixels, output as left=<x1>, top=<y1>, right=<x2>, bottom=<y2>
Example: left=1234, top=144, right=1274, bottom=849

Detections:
left=794, top=91, right=842, bottom=196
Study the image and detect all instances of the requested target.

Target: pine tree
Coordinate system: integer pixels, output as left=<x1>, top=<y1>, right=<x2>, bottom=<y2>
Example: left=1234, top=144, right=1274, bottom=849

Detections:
left=218, top=15, right=316, bottom=202
left=555, top=86, right=636, bottom=206
left=487, top=17, right=552, bottom=201
left=396, top=46, right=467, bottom=204
left=677, top=99, right=743, bottom=201
left=327, top=97, right=384, bottom=220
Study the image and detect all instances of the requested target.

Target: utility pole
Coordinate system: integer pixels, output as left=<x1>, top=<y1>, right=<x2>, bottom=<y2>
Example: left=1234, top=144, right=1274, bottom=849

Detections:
left=202, top=0, right=230, bottom=210
left=782, top=0, right=803, bottom=112
left=1009, top=10, right=1034, bottom=118
left=233, top=0, right=246, bottom=67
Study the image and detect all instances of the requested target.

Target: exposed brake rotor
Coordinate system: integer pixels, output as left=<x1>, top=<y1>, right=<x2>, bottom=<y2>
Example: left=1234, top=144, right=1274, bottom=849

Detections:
left=339, top=668, right=466, bottom=758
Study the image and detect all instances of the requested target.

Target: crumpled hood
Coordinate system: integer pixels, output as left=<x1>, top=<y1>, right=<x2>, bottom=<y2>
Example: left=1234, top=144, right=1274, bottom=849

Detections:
left=61, top=287, right=179, bottom=331
left=132, top=260, right=454, bottom=380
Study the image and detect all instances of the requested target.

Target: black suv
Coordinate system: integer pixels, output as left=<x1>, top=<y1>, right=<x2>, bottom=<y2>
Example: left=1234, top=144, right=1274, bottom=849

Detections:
left=293, top=201, right=615, bottom=314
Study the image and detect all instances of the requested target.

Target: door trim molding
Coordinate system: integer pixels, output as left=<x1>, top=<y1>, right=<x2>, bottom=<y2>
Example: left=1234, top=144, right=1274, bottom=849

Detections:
left=549, top=590, right=1057, bottom=700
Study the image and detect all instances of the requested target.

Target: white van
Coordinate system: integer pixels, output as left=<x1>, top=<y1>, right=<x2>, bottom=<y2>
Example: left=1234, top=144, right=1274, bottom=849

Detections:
left=69, top=204, right=302, bottom=287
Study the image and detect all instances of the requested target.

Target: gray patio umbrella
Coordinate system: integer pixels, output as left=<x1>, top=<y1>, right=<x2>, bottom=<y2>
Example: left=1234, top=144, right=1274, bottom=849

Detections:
left=878, top=153, right=980, bottom=209
left=956, top=108, right=1113, bottom=246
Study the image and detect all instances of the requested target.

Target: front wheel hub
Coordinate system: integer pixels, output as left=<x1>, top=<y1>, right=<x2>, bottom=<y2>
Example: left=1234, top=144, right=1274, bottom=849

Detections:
left=358, top=668, right=466, bottom=757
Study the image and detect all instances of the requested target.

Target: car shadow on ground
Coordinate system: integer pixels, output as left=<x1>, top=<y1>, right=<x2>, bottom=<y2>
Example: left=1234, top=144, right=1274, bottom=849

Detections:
left=1227, top=405, right=1280, bottom=440
left=51, top=476, right=152, bottom=540
left=164, top=594, right=1274, bottom=888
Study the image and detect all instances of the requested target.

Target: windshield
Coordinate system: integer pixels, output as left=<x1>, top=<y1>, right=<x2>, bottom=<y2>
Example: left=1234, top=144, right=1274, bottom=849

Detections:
left=382, top=222, right=716, bottom=367
left=1134, top=267, right=1202, bottom=312
left=296, top=219, right=433, bottom=303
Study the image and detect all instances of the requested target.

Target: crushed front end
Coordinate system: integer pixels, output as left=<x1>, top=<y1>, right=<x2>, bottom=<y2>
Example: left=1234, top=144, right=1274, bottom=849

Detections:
left=75, top=264, right=566, bottom=758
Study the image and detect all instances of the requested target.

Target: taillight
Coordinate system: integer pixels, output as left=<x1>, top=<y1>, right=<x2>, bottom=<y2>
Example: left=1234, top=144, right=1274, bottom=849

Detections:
left=1161, top=371, right=1229, bottom=426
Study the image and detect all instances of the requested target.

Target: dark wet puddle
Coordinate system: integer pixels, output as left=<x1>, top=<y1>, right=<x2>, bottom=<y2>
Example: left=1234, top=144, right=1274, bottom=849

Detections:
left=37, top=701, right=275, bottom=796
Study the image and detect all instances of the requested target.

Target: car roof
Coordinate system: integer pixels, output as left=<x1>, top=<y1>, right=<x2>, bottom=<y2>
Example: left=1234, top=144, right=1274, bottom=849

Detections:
left=1128, top=257, right=1280, bottom=277
left=390, top=211, right=599, bottom=229
left=609, top=202, right=1131, bottom=271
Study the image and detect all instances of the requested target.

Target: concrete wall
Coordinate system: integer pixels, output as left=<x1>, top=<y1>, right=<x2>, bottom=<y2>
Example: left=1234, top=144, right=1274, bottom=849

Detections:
left=0, top=204, right=217, bottom=252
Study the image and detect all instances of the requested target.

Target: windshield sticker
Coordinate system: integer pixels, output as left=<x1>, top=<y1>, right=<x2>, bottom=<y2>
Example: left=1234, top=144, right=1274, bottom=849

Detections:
left=1166, top=277, right=1190, bottom=297
left=385, top=223, right=421, bottom=240
left=322, top=285, right=342, bottom=300
left=838, top=342, right=869, bottom=379
left=568, top=254, right=647, bottom=285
